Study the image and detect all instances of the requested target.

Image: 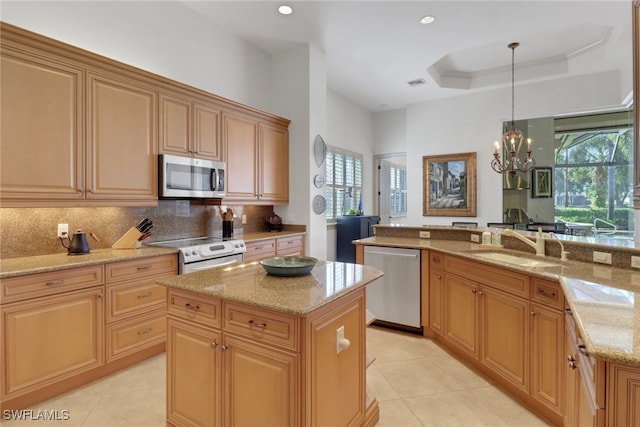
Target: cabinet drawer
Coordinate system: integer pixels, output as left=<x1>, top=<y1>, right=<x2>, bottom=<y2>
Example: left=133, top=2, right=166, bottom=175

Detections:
left=106, top=309, right=166, bottom=362
left=106, top=281, right=167, bottom=322
left=531, top=278, right=564, bottom=310
left=276, top=236, right=303, bottom=252
left=429, top=252, right=444, bottom=269
left=105, top=254, right=178, bottom=284
left=445, top=255, right=530, bottom=298
left=1, top=265, right=104, bottom=304
left=167, top=289, right=221, bottom=328
left=224, top=302, right=298, bottom=351
left=244, top=239, right=276, bottom=261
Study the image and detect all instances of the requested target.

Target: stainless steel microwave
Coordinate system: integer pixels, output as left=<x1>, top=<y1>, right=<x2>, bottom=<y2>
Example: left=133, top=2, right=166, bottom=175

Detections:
left=159, top=154, right=225, bottom=199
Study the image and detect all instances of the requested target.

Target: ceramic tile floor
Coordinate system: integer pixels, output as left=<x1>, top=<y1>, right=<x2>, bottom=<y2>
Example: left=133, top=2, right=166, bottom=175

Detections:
left=2, top=326, right=551, bottom=427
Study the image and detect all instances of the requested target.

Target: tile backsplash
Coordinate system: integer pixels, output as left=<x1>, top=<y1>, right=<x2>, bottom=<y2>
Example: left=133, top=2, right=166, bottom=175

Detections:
left=0, top=201, right=275, bottom=259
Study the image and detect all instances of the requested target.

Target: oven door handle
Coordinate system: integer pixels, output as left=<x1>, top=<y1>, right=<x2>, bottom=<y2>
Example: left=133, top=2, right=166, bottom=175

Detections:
left=189, top=259, right=239, bottom=272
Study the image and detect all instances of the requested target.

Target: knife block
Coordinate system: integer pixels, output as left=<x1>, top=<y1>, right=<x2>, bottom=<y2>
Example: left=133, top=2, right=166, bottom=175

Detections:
left=112, top=227, right=142, bottom=249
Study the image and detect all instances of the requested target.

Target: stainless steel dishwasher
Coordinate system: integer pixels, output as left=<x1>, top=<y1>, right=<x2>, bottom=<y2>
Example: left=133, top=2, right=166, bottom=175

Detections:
left=364, top=246, right=421, bottom=331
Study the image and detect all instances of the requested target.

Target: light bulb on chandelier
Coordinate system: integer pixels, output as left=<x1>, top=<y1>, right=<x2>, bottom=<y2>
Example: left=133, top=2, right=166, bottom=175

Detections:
left=491, top=42, right=535, bottom=175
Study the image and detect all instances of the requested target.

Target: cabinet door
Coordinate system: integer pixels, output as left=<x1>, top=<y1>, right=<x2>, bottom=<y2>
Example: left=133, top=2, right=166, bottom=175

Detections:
left=160, top=93, right=192, bottom=156
left=167, top=318, right=221, bottom=427
left=258, top=123, right=289, bottom=203
left=564, top=327, right=579, bottom=427
left=0, top=49, right=85, bottom=202
left=443, top=274, right=480, bottom=359
left=607, top=363, right=640, bottom=427
left=530, top=303, right=564, bottom=415
left=1, top=287, right=104, bottom=399
left=194, top=102, right=222, bottom=160
left=223, top=334, right=298, bottom=427
left=87, top=72, right=157, bottom=202
left=429, top=269, right=444, bottom=335
left=480, top=287, right=529, bottom=393
left=224, top=112, right=258, bottom=201
left=243, top=239, right=276, bottom=261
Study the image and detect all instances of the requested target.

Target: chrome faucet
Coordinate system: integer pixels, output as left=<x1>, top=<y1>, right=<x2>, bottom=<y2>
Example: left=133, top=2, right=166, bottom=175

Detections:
left=503, top=228, right=546, bottom=256
left=548, top=232, right=569, bottom=261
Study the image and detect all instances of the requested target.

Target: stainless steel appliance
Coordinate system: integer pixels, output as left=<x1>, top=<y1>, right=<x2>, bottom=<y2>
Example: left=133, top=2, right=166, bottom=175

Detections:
left=159, top=154, right=225, bottom=199
left=147, top=237, right=245, bottom=274
left=364, top=246, right=421, bottom=332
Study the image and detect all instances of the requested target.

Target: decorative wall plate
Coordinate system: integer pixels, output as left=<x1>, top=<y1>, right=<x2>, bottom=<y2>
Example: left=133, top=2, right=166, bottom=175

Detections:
left=313, top=174, right=325, bottom=189
left=313, top=134, right=327, bottom=167
left=312, top=195, right=326, bottom=214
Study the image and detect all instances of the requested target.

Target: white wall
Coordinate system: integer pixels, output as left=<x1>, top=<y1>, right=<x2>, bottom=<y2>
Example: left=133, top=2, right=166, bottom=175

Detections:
left=1, top=1, right=273, bottom=111
left=404, top=70, right=629, bottom=227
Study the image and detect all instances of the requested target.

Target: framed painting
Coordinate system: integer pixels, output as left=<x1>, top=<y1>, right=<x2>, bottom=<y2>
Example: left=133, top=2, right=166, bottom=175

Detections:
left=423, top=152, right=477, bottom=217
left=532, top=167, right=552, bottom=198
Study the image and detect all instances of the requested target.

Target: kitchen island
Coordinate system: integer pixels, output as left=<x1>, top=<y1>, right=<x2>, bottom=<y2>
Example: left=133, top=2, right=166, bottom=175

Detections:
left=156, top=259, right=383, bottom=427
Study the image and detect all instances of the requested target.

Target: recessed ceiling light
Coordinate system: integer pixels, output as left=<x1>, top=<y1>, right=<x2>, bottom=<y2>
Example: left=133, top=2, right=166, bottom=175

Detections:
left=278, top=5, right=293, bottom=15
left=420, top=15, right=435, bottom=25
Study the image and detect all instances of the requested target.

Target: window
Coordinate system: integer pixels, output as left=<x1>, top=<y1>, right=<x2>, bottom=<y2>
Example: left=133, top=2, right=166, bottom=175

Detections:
left=554, top=111, right=634, bottom=236
left=325, top=146, right=363, bottom=219
left=377, top=157, right=407, bottom=220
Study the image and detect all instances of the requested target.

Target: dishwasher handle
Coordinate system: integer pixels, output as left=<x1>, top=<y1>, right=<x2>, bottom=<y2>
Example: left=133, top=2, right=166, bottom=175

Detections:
left=364, top=250, right=418, bottom=258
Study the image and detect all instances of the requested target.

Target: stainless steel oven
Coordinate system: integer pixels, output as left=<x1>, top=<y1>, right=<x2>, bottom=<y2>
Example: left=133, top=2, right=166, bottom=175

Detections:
left=147, top=237, right=245, bottom=274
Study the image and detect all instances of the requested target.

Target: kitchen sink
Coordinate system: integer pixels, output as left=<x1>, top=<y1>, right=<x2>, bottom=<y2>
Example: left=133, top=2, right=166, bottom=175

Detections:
left=473, top=252, right=561, bottom=268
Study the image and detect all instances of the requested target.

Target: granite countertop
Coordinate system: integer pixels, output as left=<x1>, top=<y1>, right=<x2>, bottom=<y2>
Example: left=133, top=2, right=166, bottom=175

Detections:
left=156, top=259, right=383, bottom=316
left=356, top=236, right=640, bottom=367
left=0, top=247, right=178, bottom=279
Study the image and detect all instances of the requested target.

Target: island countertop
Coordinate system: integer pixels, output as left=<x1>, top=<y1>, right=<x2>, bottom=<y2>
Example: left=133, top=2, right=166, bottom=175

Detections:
left=156, top=259, right=384, bottom=316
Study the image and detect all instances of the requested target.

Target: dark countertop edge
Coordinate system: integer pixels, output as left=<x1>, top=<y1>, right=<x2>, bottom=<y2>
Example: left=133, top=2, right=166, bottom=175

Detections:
left=156, top=263, right=383, bottom=316
left=0, top=247, right=179, bottom=279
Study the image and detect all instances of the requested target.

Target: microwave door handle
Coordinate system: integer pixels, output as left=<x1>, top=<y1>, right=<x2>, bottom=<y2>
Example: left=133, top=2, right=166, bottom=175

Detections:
left=210, top=169, right=217, bottom=191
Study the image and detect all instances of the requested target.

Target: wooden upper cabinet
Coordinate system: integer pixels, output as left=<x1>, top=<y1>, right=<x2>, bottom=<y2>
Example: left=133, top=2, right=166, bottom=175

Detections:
left=87, top=72, right=157, bottom=202
left=0, top=48, right=85, bottom=203
left=223, top=111, right=289, bottom=204
left=160, top=92, right=222, bottom=161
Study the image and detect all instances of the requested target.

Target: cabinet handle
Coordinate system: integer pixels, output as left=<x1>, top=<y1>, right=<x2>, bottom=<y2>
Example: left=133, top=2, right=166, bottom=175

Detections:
left=436, top=274, right=442, bottom=280
left=578, top=344, right=589, bottom=356
left=137, top=265, right=153, bottom=271
left=46, top=279, right=65, bottom=286
left=185, top=303, right=200, bottom=312
left=138, top=328, right=153, bottom=336
left=210, top=341, right=218, bottom=350
left=98, top=293, right=104, bottom=299
left=137, top=292, right=153, bottom=299
left=254, top=245, right=263, bottom=250
left=478, top=291, right=484, bottom=296
left=221, top=345, right=230, bottom=352
left=529, top=310, right=537, bottom=317
left=567, top=355, right=577, bottom=369
left=249, top=320, right=267, bottom=329
left=472, top=289, right=477, bottom=294
left=565, top=308, right=573, bottom=316
left=537, top=288, right=557, bottom=299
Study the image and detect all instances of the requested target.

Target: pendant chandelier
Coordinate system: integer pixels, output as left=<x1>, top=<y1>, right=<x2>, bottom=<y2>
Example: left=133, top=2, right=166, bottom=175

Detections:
left=491, top=42, right=535, bottom=175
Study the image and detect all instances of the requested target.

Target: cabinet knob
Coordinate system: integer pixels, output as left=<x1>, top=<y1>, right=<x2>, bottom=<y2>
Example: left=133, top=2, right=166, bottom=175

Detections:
left=529, top=311, right=537, bottom=317
left=436, top=274, right=442, bottom=280
left=221, top=345, right=230, bottom=352
left=567, top=355, right=577, bottom=369
left=210, top=341, right=218, bottom=350
left=472, top=288, right=477, bottom=294
left=577, top=344, right=589, bottom=356
left=98, top=293, right=104, bottom=299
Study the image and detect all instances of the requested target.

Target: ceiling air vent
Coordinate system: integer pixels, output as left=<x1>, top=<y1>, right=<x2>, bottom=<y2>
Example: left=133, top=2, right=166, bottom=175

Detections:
left=407, top=78, right=426, bottom=87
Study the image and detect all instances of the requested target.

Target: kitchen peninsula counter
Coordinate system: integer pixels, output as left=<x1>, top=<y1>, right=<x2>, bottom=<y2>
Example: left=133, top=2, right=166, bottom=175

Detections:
left=355, top=234, right=640, bottom=367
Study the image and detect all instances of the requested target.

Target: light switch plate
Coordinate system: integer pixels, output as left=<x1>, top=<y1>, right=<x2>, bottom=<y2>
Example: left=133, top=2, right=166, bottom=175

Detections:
left=470, top=234, right=480, bottom=243
left=593, top=251, right=612, bottom=265
left=419, top=231, right=430, bottom=239
left=631, top=256, right=640, bottom=269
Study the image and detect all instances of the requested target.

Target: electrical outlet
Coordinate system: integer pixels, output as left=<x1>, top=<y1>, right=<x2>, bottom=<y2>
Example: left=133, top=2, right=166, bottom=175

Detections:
left=57, top=223, right=68, bottom=238
left=593, top=251, right=612, bottom=265
left=470, top=234, right=480, bottom=243
left=336, top=325, right=345, bottom=353
left=241, top=214, right=247, bottom=225
left=419, top=231, right=430, bottom=239
left=631, top=256, right=640, bottom=269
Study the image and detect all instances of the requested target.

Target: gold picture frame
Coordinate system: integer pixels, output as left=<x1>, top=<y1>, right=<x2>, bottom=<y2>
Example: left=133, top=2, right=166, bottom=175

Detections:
left=423, top=152, right=477, bottom=217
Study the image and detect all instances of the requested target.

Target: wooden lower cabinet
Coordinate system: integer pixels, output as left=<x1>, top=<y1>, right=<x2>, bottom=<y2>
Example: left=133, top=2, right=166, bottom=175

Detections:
left=607, top=363, right=640, bottom=426
left=166, top=287, right=369, bottom=427
left=443, top=274, right=480, bottom=359
left=1, top=287, right=105, bottom=400
left=276, top=235, right=304, bottom=257
left=243, top=235, right=305, bottom=262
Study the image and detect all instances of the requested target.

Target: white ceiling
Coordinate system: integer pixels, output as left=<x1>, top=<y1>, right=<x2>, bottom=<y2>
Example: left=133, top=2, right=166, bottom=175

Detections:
left=181, top=0, right=633, bottom=112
